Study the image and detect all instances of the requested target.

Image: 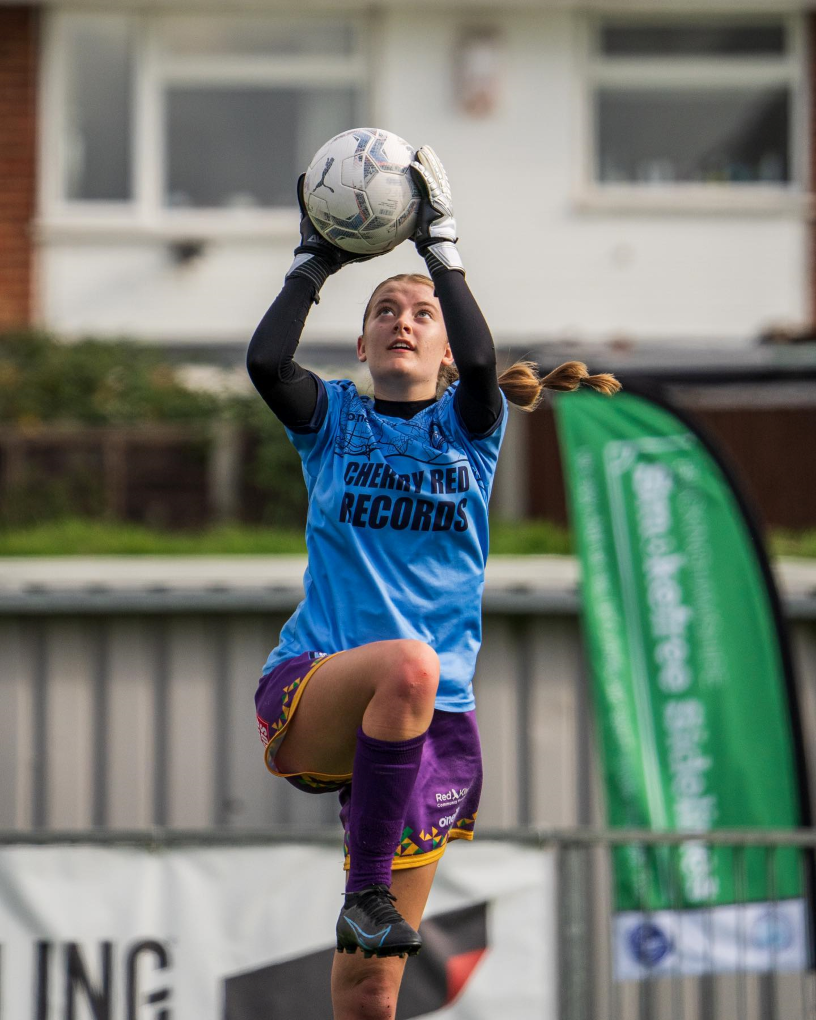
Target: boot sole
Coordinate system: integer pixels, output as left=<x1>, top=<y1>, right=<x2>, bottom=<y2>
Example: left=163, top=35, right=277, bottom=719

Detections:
left=336, top=944, right=421, bottom=960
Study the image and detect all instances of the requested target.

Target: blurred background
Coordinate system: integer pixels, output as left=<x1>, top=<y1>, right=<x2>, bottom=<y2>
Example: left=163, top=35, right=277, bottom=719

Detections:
left=1, top=2, right=816, bottom=1017
left=1, top=1, right=815, bottom=541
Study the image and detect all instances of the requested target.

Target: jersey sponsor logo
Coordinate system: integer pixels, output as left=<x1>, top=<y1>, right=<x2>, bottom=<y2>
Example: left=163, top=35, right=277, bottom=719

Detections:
left=344, top=461, right=470, bottom=495
left=339, top=460, right=473, bottom=532
left=331, top=390, right=490, bottom=532
left=344, top=460, right=422, bottom=492
left=339, top=493, right=469, bottom=533
left=435, top=787, right=469, bottom=805
left=257, top=714, right=270, bottom=745
left=436, top=788, right=468, bottom=827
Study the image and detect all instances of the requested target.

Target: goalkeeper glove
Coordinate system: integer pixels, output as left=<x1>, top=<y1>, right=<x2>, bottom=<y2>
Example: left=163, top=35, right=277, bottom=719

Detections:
left=286, top=174, right=378, bottom=299
left=410, top=146, right=465, bottom=277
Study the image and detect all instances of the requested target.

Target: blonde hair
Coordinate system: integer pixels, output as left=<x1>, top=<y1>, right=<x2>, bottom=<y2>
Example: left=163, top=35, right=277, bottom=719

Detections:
left=363, top=274, right=621, bottom=410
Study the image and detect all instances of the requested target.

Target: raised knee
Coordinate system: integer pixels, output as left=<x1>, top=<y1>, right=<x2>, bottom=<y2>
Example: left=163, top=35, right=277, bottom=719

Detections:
left=387, top=641, right=440, bottom=704
left=335, top=972, right=397, bottom=1019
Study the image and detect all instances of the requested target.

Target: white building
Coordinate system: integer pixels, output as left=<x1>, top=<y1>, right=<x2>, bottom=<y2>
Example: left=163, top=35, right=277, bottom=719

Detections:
left=2, top=0, right=812, bottom=351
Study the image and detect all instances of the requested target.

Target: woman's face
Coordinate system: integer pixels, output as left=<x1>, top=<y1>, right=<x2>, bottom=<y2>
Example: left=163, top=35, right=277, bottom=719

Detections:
left=357, top=280, right=453, bottom=401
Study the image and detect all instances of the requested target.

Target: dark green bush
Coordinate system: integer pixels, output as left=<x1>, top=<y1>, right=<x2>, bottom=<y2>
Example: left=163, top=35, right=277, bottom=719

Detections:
left=226, top=393, right=308, bottom=528
left=0, top=330, right=305, bottom=528
left=0, top=466, right=107, bottom=527
left=0, top=330, right=218, bottom=424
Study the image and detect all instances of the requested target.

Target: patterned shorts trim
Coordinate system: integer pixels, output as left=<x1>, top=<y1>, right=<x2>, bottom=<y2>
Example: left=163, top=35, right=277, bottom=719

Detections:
left=256, top=651, right=350, bottom=792
left=339, top=706, right=483, bottom=871
left=255, top=652, right=484, bottom=870
left=342, top=815, right=478, bottom=873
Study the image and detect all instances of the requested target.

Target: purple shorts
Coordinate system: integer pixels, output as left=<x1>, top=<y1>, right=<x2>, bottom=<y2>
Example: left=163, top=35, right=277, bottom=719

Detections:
left=255, top=650, right=483, bottom=871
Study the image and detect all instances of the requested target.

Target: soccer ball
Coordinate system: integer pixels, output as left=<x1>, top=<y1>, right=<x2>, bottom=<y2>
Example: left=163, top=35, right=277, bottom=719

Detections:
left=303, top=128, right=420, bottom=255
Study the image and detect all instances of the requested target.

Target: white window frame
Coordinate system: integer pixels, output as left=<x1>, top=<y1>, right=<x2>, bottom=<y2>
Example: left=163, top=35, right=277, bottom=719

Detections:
left=38, top=11, right=370, bottom=240
left=574, top=12, right=808, bottom=214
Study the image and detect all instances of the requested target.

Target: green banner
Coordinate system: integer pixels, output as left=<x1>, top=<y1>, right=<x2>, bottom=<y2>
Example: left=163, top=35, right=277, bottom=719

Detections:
left=555, top=390, right=805, bottom=935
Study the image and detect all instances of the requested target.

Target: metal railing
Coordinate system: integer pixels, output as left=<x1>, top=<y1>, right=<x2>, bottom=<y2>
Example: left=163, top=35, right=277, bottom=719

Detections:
left=1, top=826, right=813, bottom=1019
left=2, top=571, right=816, bottom=1017
left=2, top=577, right=813, bottom=836
left=551, top=828, right=816, bottom=1020
left=0, top=594, right=591, bottom=833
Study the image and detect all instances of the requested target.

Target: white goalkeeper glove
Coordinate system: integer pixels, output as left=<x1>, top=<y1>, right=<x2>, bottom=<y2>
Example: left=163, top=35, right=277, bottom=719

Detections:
left=410, top=146, right=465, bottom=277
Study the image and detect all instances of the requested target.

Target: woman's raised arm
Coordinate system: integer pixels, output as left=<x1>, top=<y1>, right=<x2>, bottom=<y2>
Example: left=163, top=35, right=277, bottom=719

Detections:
left=247, top=174, right=380, bottom=428
left=411, top=147, right=503, bottom=436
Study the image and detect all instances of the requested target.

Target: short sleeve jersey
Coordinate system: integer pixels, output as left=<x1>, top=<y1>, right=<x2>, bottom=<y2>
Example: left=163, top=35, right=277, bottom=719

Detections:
left=262, top=379, right=508, bottom=712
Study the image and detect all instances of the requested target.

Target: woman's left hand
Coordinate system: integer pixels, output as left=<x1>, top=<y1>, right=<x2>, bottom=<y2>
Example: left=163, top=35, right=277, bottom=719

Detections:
left=410, top=146, right=464, bottom=276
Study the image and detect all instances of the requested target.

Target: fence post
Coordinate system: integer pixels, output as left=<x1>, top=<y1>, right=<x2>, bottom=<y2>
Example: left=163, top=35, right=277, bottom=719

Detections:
left=558, top=841, right=593, bottom=1020
left=103, top=431, right=127, bottom=519
left=209, top=419, right=241, bottom=523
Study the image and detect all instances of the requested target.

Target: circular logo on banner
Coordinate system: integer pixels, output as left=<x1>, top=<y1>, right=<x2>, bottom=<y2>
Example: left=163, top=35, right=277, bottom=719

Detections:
left=628, top=922, right=672, bottom=967
left=751, top=910, right=794, bottom=952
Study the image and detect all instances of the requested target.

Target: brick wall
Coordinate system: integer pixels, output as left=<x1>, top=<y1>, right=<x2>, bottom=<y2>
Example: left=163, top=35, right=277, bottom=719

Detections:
left=811, top=13, right=816, bottom=324
left=0, top=7, right=37, bottom=329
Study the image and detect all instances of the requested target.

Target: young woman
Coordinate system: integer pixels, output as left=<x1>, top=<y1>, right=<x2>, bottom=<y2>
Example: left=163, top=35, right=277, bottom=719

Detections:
left=247, top=146, right=618, bottom=1020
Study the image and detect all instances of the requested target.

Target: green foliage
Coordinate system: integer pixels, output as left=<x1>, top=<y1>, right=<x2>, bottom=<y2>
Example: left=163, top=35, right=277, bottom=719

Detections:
left=770, top=530, right=816, bottom=559
left=0, top=329, right=304, bottom=529
left=0, top=330, right=218, bottom=425
left=225, top=393, right=307, bottom=528
left=0, top=466, right=106, bottom=528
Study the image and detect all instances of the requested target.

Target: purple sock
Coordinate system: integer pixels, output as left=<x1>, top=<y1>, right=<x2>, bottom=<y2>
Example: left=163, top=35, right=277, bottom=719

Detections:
left=346, top=726, right=427, bottom=893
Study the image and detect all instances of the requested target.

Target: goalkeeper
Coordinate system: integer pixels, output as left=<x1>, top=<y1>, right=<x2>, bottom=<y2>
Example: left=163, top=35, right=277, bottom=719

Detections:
left=247, top=145, right=618, bottom=1020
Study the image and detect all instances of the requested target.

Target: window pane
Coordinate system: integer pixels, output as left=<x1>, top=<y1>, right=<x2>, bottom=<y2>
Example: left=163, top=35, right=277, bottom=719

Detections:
left=160, top=17, right=355, bottom=57
left=601, top=23, right=786, bottom=58
left=597, top=88, right=790, bottom=184
left=164, top=87, right=358, bottom=208
left=63, top=16, right=134, bottom=201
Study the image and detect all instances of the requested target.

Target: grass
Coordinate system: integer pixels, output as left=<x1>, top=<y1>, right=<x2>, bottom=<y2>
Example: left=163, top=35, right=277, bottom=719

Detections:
left=769, top=530, right=816, bottom=559
left=0, top=517, right=812, bottom=558
left=0, top=519, right=307, bottom=556
left=490, top=519, right=573, bottom=556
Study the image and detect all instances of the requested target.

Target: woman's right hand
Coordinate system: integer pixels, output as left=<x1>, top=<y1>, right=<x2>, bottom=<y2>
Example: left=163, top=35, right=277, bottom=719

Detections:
left=285, top=175, right=378, bottom=294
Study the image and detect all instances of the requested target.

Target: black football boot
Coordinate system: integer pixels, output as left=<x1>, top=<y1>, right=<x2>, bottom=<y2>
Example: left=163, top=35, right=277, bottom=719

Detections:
left=336, top=884, right=422, bottom=959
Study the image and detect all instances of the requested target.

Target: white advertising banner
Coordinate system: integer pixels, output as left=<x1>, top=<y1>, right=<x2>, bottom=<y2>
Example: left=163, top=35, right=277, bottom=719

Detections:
left=0, top=839, right=556, bottom=1020
left=614, top=899, right=809, bottom=979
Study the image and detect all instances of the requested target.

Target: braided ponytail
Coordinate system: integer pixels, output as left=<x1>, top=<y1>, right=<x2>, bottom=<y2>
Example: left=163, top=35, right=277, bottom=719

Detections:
left=438, top=360, right=621, bottom=408
left=360, top=274, right=621, bottom=408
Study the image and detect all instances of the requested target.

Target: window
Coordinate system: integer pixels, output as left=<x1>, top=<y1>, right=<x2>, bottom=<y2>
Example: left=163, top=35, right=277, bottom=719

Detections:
left=45, top=13, right=366, bottom=225
left=62, top=17, right=134, bottom=202
left=164, top=87, right=355, bottom=210
left=586, top=17, right=802, bottom=197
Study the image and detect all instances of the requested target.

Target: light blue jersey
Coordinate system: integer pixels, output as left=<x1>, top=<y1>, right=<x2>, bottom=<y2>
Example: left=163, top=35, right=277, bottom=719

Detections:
left=262, top=379, right=507, bottom=712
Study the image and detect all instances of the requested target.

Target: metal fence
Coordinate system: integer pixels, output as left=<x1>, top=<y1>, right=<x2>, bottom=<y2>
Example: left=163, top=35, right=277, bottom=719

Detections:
left=553, top=828, right=816, bottom=1020
left=2, top=562, right=816, bottom=1017
left=0, top=561, right=815, bottom=835
left=0, top=567, right=594, bottom=833
left=1, top=826, right=814, bottom=1020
